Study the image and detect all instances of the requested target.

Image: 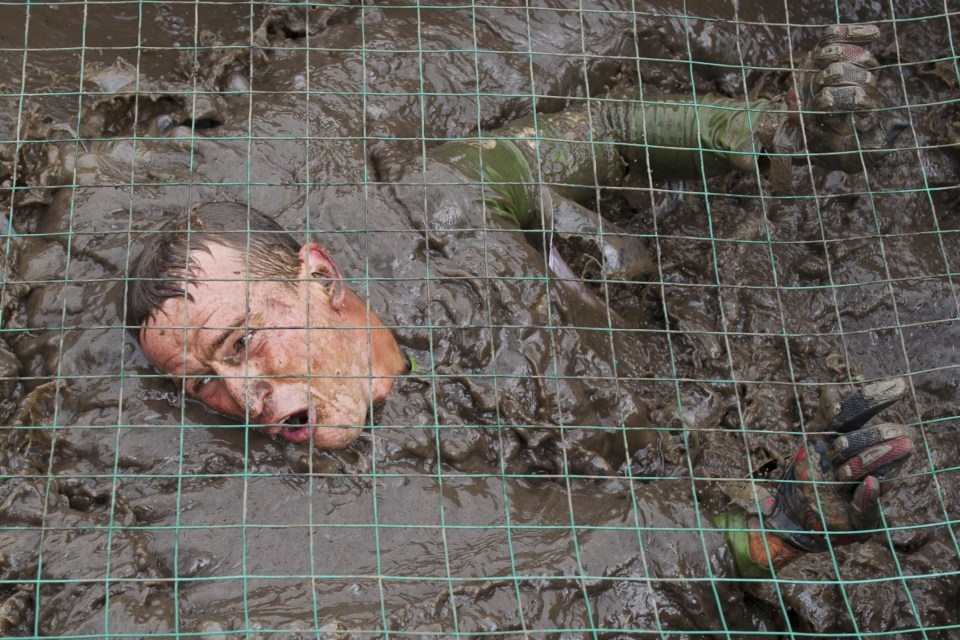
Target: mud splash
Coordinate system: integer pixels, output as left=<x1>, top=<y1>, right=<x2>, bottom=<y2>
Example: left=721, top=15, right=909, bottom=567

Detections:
left=0, top=1, right=957, bottom=637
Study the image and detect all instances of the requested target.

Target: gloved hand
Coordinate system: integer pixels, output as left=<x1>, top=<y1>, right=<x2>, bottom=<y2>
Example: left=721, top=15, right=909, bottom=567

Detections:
left=765, top=377, right=916, bottom=552
left=716, top=377, right=916, bottom=577
left=755, top=24, right=909, bottom=182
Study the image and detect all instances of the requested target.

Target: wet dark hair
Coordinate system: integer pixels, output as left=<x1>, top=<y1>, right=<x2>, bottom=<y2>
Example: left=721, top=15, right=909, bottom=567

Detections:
left=126, top=202, right=302, bottom=337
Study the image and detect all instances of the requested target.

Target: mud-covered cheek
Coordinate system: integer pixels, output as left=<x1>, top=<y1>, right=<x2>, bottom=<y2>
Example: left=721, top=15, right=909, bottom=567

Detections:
left=270, top=348, right=291, bottom=376
left=273, top=331, right=314, bottom=379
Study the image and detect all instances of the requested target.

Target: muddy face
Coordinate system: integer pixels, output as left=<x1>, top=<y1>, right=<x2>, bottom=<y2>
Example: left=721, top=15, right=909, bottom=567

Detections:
left=139, top=242, right=404, bottom=448
left=0, top=1, right=957, bottom=638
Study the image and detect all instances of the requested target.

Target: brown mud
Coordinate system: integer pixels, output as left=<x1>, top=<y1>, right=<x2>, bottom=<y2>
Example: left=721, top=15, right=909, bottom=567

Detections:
left=0, top=1, right=958, bottom=638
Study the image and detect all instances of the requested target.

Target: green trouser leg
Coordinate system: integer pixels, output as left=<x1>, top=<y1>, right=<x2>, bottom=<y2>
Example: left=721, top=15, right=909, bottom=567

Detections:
left=427, top=86, right=771, bottom=228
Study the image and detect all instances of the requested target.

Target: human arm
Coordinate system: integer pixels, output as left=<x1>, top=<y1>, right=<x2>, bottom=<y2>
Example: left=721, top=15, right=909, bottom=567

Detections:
left=715, top=378, right=916, bottom=577
left=593, top=24, right=906, bottom=185
left=427, top=23, right=905, bottom=224
left=420, top=25, right=903, bottom=284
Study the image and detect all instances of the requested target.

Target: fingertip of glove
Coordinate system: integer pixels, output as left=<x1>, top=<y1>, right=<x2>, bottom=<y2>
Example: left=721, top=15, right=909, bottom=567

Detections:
left=821, top=62, right=876, bottom=89
left=815, top=44, right=879, bottom=70
left=836, top=429, right=916, bottom=482
left=882, top=119, right=910, bottom=147
left=853, top=475, right=881, bottom=521
left=819, top=24, right=880, bottom=46
left=862, top=377, right=909, bottom=406
left=824, top=378, right=907, bottom=433
left=816, top=85, right=877, bottom=112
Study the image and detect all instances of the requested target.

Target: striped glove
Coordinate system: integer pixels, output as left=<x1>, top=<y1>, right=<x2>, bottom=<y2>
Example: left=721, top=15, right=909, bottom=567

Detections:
left=717, top=378, right=916, bottom=577
left=764, top=377, right=916, bottom=552
left=755, top=24, right=909, bottom=184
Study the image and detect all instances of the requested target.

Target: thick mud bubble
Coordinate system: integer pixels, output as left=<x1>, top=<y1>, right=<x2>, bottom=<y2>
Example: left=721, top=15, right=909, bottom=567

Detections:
left=0, top=1, right=956, bottom=637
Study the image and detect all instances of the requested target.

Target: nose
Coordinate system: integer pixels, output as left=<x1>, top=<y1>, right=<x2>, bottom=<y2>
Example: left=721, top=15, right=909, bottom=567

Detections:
left=220, top=374, right=273, bottom=420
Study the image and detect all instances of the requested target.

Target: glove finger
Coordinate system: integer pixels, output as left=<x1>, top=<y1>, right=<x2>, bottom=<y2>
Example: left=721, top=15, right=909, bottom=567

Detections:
left=849, top=117, right=909, bottom=157
left=818, top=24, right=880, bottom=47
left=814, top=85, right=877, bottom=112
left=836, top=433, right=915, bottom=482
left=878, top=118, right=909, bottom=148
left=816, top=43, right=879, bottom=69
left=848, top=475, right=881, bottom=530
left=818, top=62, right=877, bottom=91
left=831, top=423, right=913, bottom=463
left=818, top=377, right=908, bottom=434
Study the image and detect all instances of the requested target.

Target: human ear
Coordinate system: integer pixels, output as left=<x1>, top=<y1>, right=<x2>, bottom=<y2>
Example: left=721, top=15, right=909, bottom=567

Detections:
left=298, top=242, right=345, bottom=310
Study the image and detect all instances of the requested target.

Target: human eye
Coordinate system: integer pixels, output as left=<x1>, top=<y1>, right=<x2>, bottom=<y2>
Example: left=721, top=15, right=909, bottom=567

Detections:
left=234, top=330, right=256, bottom=353
left=190, top=375, right=213, bottom=397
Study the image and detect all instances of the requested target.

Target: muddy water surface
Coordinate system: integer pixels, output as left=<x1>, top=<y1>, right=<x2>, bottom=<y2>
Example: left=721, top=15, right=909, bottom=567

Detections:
left=0, top=1, right=958, bottom=638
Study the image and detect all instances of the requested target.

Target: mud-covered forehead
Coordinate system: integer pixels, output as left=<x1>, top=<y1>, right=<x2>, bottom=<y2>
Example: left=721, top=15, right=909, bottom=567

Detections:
left=128, top=203, right=301, bottom=332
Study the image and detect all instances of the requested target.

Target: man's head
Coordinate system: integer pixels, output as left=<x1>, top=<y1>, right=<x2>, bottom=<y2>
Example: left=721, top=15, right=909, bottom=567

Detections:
left=128, top=202, right=405, bottom=448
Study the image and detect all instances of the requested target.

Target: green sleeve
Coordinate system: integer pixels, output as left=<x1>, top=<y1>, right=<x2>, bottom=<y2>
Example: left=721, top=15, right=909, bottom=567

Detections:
left=713, top=507, right=774, bottom=579
left=602, top=92, right=773, bottom=179
left=427, top=138, right=540, bottom=228
left=426, top=88, right=772, bottom=228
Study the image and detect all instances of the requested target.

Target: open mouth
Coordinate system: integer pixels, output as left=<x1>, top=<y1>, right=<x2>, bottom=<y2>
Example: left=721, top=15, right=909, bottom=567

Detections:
left=263, top=410, right=313, bottom=443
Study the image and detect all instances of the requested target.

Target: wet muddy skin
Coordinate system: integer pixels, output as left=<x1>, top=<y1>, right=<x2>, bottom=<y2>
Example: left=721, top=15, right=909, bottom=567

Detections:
left=0, top=1, right=958, bottom=637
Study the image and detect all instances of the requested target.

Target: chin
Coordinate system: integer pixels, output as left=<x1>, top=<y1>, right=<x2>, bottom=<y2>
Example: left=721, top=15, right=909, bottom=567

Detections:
left=311, top=426, right=363, bottom=449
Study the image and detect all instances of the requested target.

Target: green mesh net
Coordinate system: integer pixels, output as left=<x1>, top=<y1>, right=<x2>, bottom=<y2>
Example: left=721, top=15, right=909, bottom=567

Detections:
left=0, top=1, right=957, bottom=638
